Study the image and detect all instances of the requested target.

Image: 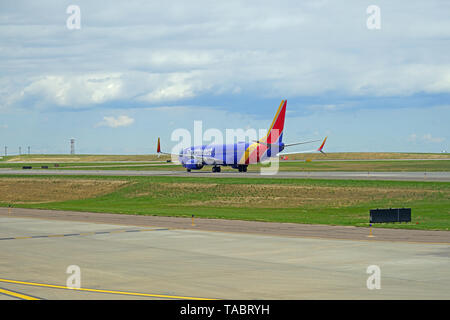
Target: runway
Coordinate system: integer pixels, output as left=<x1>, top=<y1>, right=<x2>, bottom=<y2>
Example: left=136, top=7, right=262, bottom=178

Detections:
left=1, top=169, right=450, bottom=181
left=3, top=208, right=449, bottom=244
left=0, top=209, right=449, bottom=300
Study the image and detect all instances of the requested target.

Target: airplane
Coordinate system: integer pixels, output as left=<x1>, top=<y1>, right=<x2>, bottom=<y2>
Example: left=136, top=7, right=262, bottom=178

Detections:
left=157, top=100, right=327, bottom=172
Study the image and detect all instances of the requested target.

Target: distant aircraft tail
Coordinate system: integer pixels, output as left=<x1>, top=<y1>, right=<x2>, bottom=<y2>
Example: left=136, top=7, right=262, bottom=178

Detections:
left=262, top=99, right=286, bottom=145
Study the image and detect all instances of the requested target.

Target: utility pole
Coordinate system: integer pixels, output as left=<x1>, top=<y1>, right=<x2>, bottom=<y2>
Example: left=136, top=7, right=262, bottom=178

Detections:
left=19, top=147, right=21, bottom=155
left=28, top=146, right=31, bottom=155
left=4, top=146, right=7, bottom=156
left=70, top=139, right=75, bottom=155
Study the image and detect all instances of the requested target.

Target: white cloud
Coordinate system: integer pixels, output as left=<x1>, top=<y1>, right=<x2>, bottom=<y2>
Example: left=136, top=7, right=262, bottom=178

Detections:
left=409, top=133, right=446, bottom=144
left=96, top=115, right=135, bottom=128
left=307, top=104, right=338, bottom=111
left=5, top=71, right=214, bottom=109
left=422, top=133, right=445, bottom=143
left=16, top=73, right=124, bottom=108
left=408, top=133, right=417, bottom=142
left=136, top=72, right=206, bottom=103
left=2, top=1, right=450, bottom=110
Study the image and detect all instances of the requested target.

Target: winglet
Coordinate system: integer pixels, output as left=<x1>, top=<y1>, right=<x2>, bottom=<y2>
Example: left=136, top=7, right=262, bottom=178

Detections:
left=157, top=137, right=161, bottom=153
left=317, top=136, right=327, bottom=154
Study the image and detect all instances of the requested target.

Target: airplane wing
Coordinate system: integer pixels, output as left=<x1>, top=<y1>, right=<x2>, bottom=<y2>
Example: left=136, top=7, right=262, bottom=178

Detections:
left=277, top=136, right=327, bottom=156
left=283, top=139, right=321, bottom=147
left=254, top=138, right=320, bottom=149
left=277, top=149, right=320, bottom=156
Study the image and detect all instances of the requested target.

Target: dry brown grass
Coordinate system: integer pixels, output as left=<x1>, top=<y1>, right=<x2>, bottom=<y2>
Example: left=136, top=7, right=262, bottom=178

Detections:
left=285, top=152, right=449, bottom=160
left=0, top=178, right=129, bottom=204
left=4, top=153, right=448, bottom=163
left=5, top=154, right=170, bottom=162
left=128, top=182, right=446, bottom=208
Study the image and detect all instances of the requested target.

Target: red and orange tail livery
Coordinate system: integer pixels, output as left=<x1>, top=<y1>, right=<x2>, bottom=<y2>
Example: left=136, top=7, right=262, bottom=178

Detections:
left=263, top=99, right=286, bottom=145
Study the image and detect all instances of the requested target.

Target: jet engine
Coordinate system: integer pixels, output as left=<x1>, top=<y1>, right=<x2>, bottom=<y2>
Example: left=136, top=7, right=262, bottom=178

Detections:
left=184, top=159, right=204, bottom=170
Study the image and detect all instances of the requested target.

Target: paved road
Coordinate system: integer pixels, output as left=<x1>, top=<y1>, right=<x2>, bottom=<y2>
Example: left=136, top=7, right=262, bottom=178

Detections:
left=1, top=169, right=450, bottom=181
left=0, top=213, right=448, bottom=300
left=1, top=208, right=448, bottom=244
left=4, top=158, right=450, bottom=163
left=283, top=158, right=450, bottom=162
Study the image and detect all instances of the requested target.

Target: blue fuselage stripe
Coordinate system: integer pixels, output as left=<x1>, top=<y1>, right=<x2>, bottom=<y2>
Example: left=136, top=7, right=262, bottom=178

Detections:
left=223, top=144, right=226, bottom=165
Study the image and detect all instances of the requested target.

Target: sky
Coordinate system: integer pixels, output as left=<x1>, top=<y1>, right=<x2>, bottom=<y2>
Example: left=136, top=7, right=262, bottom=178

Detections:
left=0, top=0, right=449, bottom=155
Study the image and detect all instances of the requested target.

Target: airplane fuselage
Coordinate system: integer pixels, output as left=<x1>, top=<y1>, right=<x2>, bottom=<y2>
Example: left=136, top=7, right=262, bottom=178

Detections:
left=158, top=100, right=326, bottom=173
left=179, top=142, right=285, bottom=170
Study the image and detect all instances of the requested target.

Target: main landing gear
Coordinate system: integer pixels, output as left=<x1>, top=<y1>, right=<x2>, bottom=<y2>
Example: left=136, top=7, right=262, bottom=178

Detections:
left=238, top=165, right=248, bottom=172
left=210, top=165, right=247, bottom=173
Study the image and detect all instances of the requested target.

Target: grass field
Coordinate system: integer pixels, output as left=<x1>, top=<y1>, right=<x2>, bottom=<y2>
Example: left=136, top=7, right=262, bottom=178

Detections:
left=1, top=160, right=449, bottom=172
left=1, top=152, right=449, bottom=163
left=2, top=152, right=449, bottom=172
left=0, top=161, right=173, bottom=170
left=268, top=160, right=450, bottom=172
left=0, top=174, right=448, bottom=231
left=0, top=154, right=169, bottom=162
left=279, top=152, right=450, bottom=160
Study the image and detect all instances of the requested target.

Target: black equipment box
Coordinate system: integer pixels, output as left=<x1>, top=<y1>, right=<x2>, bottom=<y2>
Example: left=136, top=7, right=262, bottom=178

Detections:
left=370, top=208, right=411, bottom=223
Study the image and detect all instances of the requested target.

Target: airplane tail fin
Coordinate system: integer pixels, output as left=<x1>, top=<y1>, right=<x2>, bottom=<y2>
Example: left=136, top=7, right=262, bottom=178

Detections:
left=263, top=100, right=287, bottom=145
left=157, top=137, right=161, bottom=156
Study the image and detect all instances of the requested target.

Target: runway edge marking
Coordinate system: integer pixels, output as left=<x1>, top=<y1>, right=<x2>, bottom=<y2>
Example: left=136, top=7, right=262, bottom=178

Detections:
left=0, top=278, right=217, bottom=300
left=0, top=287, right=40, bottom=300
